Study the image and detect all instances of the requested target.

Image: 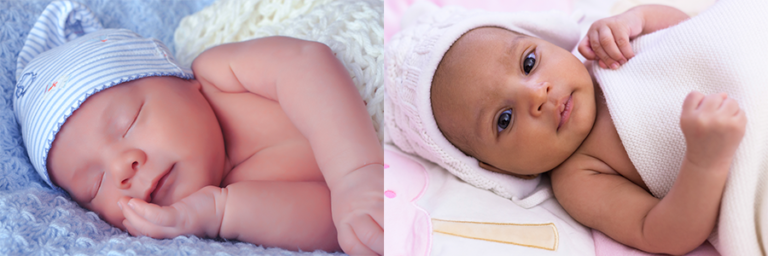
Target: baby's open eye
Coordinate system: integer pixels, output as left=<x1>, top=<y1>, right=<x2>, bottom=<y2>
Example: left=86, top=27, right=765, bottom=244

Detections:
left=523, top=52, right=536, bottom=75
left=497, top=109, right=513, bottom=133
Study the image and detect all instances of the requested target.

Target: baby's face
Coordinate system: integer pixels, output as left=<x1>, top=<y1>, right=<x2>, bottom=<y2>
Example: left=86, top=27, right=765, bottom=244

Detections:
left=432, top=27, right=596, bottom=175
left=47, top=76, right=227, bottom=230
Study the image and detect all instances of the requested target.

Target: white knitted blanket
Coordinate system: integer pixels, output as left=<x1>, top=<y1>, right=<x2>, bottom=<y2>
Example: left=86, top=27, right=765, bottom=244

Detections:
left=173, top=0, right=384, bottom=141
left=592, top=0, right=768, bottom=255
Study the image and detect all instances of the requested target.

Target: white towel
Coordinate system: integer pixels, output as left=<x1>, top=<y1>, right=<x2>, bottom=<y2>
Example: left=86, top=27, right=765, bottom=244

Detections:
left=592, top=0, right=768, bottom=255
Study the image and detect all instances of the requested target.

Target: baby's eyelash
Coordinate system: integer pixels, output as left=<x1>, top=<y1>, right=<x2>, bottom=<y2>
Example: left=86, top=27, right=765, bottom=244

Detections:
left=124, top=101, right=143, bottom=137
left=90, top=172, right=104, bottom=202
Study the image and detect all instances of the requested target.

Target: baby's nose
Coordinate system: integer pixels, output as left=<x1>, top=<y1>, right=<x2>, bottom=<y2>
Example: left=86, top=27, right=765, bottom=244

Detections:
left=109, top=148, right=147, bottom=189
left=527, top=81, right=551, bottom=116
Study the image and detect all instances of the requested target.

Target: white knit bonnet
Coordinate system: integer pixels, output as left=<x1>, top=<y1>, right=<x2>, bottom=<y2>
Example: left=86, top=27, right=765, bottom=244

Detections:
left=384, top=2, right=581, bottom=203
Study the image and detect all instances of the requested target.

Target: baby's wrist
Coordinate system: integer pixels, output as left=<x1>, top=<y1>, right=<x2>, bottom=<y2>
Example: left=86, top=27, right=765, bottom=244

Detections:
left=683, top=153, right=733, bottom=176
left=203, top=186, right=229, bottom=238
left=327, top=163, right=383, bottom=191
left=624, top=7, right=647, bottom=34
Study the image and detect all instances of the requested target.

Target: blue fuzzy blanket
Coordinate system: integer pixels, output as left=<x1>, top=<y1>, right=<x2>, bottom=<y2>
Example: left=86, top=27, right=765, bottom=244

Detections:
left=0, top=1, right=342, bottom=255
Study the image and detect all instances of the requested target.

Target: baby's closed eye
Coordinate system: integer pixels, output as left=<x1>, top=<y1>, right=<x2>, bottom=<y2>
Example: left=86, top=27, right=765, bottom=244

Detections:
left=122, top=101, right=143, bottom=137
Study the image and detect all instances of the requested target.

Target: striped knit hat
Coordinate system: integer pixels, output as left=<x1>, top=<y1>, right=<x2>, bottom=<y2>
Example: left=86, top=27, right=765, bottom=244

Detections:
left=13, top=1, right=193, bottom=187
left=385, top=2, right=580, bottom=205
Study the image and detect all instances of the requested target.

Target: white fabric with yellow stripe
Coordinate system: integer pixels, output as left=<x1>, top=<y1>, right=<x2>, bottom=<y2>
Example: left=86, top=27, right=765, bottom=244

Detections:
left=385, top=145, right=595, bottom=256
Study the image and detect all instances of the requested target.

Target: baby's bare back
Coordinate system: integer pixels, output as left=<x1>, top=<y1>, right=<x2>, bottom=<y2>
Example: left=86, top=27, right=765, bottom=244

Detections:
left=200, top=81, right=324, bottom=186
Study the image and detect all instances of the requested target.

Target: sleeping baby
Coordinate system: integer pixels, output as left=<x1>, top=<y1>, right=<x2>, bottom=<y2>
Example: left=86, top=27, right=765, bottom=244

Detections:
left=14, top=1, right=382, bottom=255
left=386, top=1, right=761, bottom=255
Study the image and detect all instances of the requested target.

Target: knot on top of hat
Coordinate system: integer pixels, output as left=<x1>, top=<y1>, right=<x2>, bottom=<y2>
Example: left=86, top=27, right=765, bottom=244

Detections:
left=16, top=1, right=103, bottom=80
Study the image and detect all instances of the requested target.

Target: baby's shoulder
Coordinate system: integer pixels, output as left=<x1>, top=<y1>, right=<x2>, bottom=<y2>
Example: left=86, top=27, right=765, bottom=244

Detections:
left=553, top=110, right=640, bottom=187
left=553, top=150, right=618, bottom=178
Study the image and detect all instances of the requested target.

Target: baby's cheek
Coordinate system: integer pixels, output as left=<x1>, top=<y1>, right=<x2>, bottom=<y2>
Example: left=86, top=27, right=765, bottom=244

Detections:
left=103, top=207, right=127, bottom=230
left=88, top=196, right=127, bottom=230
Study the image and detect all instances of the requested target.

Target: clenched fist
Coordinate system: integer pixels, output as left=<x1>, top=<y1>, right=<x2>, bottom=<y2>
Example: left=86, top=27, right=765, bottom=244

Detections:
left=680, top=91, right=747, bottom=170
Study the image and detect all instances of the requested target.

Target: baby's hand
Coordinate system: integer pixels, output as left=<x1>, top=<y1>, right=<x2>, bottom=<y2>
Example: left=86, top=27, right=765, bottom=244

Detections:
left=329, top=164, right=384, bottom=255
left=680, top=91, right=747, bottom=169
left=118, top=186, right=227, bottom=239
left=578, top=9, right=644, bottom=70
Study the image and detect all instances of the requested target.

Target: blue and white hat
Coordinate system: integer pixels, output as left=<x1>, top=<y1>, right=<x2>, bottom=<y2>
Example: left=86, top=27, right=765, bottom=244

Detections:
left=13, top=1, right=193, bottom=188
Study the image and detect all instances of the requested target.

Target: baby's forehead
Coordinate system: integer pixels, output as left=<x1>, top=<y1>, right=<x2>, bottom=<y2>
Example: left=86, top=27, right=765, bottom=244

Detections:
left=93, top=76, right=185, bottom=97
left=470, top=26, right=527, bottom=37
left=436, top=27, right=528, bottom=86
left=456, top=27, right=528, bottom=47
left=71, top=77, right=171, bottom=122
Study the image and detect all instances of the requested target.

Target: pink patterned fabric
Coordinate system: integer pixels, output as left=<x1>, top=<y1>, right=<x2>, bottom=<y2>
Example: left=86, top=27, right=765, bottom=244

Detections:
left=384, top=148, right=432, bottom=256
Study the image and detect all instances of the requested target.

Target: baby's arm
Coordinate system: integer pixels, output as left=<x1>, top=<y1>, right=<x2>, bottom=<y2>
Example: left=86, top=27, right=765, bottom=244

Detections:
left=119, top=181, right=339, bottom=251
left=192, top=37, right=383, bottom=255
left=552, top=92, right=745, bottom=255
left=578, top=5, right=689, bottom=69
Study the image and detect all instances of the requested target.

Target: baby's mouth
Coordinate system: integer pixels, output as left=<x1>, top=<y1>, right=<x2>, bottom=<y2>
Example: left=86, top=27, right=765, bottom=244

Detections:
left=557, top=93, right=574, bottom=131
left=149, top=163, right=174, bottom=203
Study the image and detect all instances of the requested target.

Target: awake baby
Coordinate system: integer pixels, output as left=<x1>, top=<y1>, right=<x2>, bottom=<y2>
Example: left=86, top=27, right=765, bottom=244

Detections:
left=386, top=3, right=744, bottom=255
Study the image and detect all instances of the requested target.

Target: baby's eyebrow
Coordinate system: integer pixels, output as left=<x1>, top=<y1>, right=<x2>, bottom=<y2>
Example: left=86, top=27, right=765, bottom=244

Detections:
left=504, top=34, right=526, bottom=63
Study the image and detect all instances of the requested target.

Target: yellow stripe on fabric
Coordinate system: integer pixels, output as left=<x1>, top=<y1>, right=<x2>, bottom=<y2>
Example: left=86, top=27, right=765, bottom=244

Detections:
left=431, top=218, right=558, bottom=251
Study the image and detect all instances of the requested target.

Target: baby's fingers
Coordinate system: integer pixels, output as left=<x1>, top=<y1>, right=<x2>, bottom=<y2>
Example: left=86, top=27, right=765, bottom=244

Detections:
left=699, top=93, right=727, bottom=112
left=125, top=198, right=179, bottom=226
left=609, top=22, right=635, bottom=61
left=682, top=91, right=706, bottom=112
left=122, top=219, right=140, bottom=236
left=120, top=201, right=180, bottom=238
left=588, top=29, right=610, bottom=69
left=353, top=215, right=384, bottom=255
left=578, top=36, right=596, bottom=60
left=339, top=223, right=380, bottom=256
left=719, top=97, right=742, bottom=116
left=596, top=26, right=624, bottom=69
